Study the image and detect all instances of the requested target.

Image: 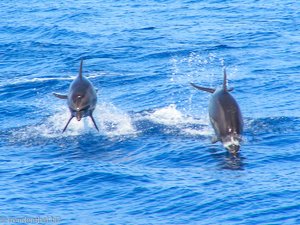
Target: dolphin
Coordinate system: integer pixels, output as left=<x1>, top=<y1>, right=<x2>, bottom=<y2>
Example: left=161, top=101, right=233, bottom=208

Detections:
left=53, top=59, right=99, bottom=132
left=191, top=68, right=243, bottom=154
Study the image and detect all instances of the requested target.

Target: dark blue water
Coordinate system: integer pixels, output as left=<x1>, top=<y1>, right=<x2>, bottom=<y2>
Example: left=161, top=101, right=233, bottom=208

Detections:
left=1, top=1, right=300, bottom=224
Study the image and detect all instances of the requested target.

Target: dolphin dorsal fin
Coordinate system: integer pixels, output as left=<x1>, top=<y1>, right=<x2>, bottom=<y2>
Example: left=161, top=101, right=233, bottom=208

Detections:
left=223, top=68, right=227, bottom=92
left=79, top=59, right=83, bottom=80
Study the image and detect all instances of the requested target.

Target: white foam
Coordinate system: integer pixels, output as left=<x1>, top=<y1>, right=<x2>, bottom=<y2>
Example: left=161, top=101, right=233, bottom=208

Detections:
left=46, top=109, right=88, bottom=136
left=11, top=102, right=212, bottom=141
left=147, top=104, right=205, bottom=125
left=182, top=127, right=212, bottom=136
left=10, top=102, right=137, bottom=140
left=147, top=104, right=212, bottom=136
left=148, top=104, right=185, bottom=125
left=95, top=102, right=137, bottom=137
left=17, top=108, right=88, bottom=138
left=47, top=102, right=137, bottom=137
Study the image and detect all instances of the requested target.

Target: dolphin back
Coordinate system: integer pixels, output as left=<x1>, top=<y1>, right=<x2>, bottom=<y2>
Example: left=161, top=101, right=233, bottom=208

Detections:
left=209, top=90, right=243, bottom=142
left=68, top=76, right=97, bottom=108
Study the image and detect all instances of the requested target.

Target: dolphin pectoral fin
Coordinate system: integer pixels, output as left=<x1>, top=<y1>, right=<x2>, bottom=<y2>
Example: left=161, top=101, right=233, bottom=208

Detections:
left=190, top=83, right=215, bottom=93
left=62, top=116, right=74, bottom=133
left=211, top=136, right=219, bottom=144
left=90, top=114, right=99, bottom=132
left=53, top=93, right=68, bottom=99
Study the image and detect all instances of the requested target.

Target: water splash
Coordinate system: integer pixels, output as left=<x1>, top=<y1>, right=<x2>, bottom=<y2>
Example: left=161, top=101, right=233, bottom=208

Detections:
left=45, top=102, right=137, bottom=137
left=146, top=104, right=212, bottom=136
left=170, top=52, right=219, bottom=85
left=10, top=102, right=137, bottom=142
left=170, top=52, right=239, bottom=86
left=95, top=102, right=137, bottom=137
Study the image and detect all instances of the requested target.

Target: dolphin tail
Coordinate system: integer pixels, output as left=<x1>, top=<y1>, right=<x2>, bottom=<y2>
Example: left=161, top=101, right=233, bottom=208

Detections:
left=190, top=83, right=215, bottom=93
left=62, top=116, right=74, bottom=133
left=53, top=93, right=68, bottom=99
left=90, top=114, right=99, bottom=132
left=79, top=59, right=83, bottom=80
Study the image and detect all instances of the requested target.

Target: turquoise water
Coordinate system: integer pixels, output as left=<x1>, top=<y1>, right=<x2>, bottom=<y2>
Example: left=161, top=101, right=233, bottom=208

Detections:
left=1, top=1, right=300, bottom=224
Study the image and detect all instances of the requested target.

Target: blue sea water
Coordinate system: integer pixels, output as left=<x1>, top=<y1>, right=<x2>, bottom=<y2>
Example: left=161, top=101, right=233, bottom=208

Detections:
left=1, top=0, right=300, bottom=224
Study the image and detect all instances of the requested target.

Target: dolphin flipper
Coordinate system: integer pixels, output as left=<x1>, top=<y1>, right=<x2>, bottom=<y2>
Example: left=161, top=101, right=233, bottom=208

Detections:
left=90, top=114, right=99, bottom=131
left=190, top=83, right=215, bottom=93
left=62, top=116, right=74, bottom=133
left=53, top=93, right=68, bottom=99
left=211, top=136, right=219, bottom=144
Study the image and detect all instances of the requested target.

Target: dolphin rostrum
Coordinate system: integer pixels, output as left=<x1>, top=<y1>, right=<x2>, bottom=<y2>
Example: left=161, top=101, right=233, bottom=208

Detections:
left=191, top=68, right=243, bottom=154
left=53, top=59, right=99, bottom=132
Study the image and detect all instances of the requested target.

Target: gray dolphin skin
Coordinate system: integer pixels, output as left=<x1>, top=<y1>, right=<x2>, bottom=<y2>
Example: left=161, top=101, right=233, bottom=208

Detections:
left=191, top=69, right=243, bottom=154
left=53, top=59, right=99, bottom=132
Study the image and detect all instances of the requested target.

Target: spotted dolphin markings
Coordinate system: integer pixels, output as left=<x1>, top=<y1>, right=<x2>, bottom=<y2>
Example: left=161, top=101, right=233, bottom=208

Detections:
left=191, top=68, right=243, bottom=154
left=53, top=59, right=99, bottom=132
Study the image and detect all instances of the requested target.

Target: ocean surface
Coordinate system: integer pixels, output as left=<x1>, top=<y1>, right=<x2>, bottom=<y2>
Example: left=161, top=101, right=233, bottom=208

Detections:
left=1, top=0, right=300, bottom=224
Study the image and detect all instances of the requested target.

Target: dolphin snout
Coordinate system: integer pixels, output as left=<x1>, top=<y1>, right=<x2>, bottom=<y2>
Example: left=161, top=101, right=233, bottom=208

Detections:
left=76, top=111, right=82, bottom=121
left=223, top=136, right=241, bottom=155
left=227, top=144, right=240, bottom=155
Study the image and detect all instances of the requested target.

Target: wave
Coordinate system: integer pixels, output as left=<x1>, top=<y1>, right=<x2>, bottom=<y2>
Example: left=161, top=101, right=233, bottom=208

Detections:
left=0, top=71, right=107, bottom=89
left=245, top=116, right=300, bottom=137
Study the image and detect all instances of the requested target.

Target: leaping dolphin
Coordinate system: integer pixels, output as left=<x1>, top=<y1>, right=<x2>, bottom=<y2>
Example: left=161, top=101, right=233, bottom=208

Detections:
left=191, top=68, right=243, bottom=154
left=53, top=59, right=99, bottom=132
